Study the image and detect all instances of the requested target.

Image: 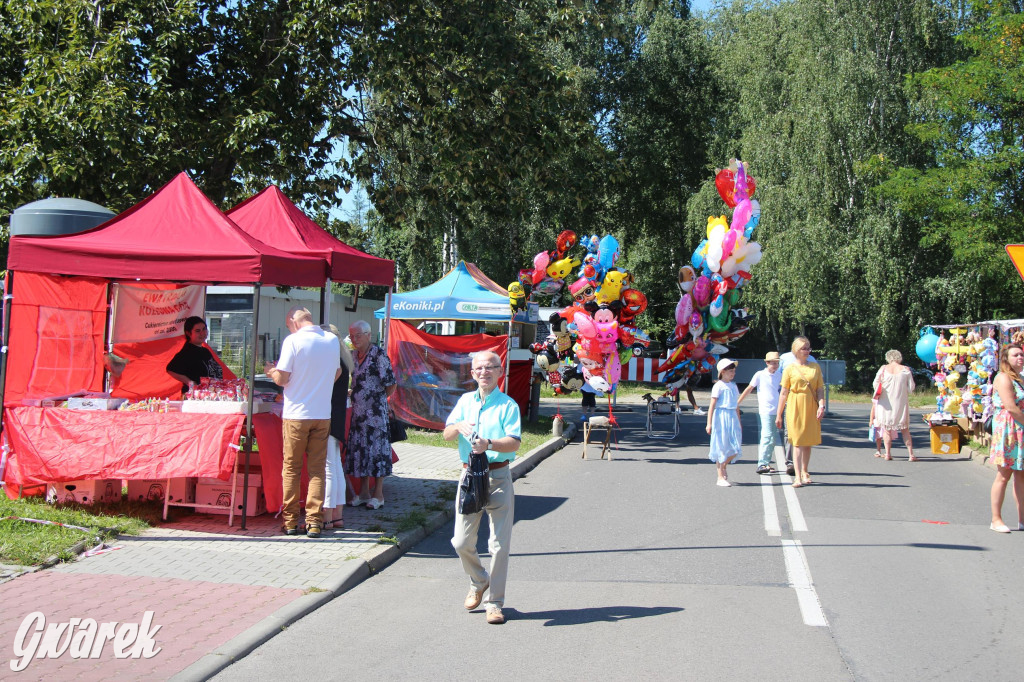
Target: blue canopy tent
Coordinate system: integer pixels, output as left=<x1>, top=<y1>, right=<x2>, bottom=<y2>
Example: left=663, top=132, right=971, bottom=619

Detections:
left=374, top=261, right=536, bottom=324
left=375, top=262, right=539, bottom=427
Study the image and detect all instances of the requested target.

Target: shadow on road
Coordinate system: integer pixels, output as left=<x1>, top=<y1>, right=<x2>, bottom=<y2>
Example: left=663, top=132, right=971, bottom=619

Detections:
left=502, top=604, right=684, bottom=626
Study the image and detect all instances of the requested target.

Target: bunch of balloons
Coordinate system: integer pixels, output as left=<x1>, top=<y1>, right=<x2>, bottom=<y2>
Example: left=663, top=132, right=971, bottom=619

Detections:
left=513, top=230, right=652, bottom=395
left=657, top=160, right=763, bottom=393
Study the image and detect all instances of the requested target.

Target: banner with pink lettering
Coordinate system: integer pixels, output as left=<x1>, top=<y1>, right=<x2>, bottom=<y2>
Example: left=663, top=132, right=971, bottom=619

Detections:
left=110, top=284, right=205, bottom=343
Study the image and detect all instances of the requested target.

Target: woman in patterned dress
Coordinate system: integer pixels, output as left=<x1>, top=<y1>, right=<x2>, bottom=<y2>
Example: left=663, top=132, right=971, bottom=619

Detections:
left=345, top=320, right=396, bottom=510
left=989, top=344, right=1024, bottom=533
left=776, top=336, right=825, bottom=488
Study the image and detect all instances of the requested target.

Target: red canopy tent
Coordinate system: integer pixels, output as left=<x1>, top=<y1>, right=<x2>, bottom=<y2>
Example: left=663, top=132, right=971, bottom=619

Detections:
left=1, top=173, right=325, bottom=527
left=227, top=185, right=395, bottom=287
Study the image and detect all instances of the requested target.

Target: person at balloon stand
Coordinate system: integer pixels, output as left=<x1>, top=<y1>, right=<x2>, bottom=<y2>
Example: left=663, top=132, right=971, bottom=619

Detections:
left=738, top=351, right=782, bottom=474
left=988, top=344, right=1024, bottom=533
left=685, top=372, right=705, bottom=415
left=872, top=349, right=917, bottom=462
left=580, top=383, right=599, bottom=419
left=778, top=344, right=818, bottom=476
left=776, top=337, right=825, bottom=488
left=707, top=358, right=743, bottom=487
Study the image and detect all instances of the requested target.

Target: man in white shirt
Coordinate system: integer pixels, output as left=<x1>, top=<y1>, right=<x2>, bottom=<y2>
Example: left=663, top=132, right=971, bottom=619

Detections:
left=264, top=307, right=342, bottom=538
left=739, top=352, right=782, bottom=474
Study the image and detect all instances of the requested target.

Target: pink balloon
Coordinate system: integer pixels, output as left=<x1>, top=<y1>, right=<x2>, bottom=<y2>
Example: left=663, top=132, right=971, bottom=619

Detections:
left=532, top=252, right=550, bottom=284
left=606, top=352, right=622, bottom=386
left=721, top=229, right=738, bottom=261
left=731, top=199, right=751, bottom=235
left=693, top=276, right=712, bottom=308
left=734, top=162, right=749, bottom=200
left=675, top=294, right=694, bottom=325
left=574, top=311, right=597, bottom=340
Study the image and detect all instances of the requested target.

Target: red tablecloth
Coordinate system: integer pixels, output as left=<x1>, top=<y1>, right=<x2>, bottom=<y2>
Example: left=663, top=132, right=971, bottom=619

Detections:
left=3, top=406, right=244, bottom=487
left=251, top=411, right=394, bottom=514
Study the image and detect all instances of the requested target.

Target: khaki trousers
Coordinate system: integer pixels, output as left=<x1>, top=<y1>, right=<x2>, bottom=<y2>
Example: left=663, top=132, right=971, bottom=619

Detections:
left=281, top=418, right=330, bottom=529
left=451, top=465, right=514, bottom=607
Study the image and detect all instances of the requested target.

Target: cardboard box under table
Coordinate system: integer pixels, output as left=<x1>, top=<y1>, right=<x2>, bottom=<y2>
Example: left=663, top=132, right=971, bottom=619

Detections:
left=125, top=477, right=197, bottom=503
left=930, top=425, right=961, bottom=455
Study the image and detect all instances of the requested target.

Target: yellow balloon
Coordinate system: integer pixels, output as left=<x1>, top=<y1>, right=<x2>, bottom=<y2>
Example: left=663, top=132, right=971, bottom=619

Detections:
left=706, top=215, right=729, bottom=239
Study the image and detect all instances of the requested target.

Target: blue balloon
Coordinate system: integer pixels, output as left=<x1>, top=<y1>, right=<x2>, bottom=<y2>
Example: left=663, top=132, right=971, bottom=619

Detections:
left=916, top=327, right=939, bottom=364
left=691, top=239, right=708, bottom=271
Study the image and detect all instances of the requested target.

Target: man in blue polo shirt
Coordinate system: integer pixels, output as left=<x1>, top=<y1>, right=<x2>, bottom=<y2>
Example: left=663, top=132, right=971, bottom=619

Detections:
left=444, top=350, right=521, bottom=625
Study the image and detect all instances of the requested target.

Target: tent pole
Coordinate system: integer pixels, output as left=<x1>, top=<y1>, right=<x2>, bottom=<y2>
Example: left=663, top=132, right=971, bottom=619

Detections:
left=102, top=283, right=114, bottom=393
left=382, top=287, right=393, bottom=348
left=240, top=285, right=262, bottom=530
left=0, top=272, right=14, bottom=481
left=503, top=318, right=512, bottom=392
left=320, top=278, right=332, bottom=326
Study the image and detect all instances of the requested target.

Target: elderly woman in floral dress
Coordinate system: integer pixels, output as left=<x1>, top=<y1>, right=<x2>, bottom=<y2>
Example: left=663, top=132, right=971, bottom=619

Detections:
left=344, top=320, right=396, bottom=510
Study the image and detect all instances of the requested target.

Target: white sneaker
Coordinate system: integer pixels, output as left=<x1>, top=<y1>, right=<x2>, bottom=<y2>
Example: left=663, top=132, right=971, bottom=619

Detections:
left=716, top=479, right=732, bottom=487
left=694, top=407, right=706, bottom=416
left=366, top=498, right=384, bottom=510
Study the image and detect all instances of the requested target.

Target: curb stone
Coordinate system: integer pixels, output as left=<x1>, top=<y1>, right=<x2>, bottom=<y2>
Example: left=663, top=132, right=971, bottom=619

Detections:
left=172, top=423, right=578, bottom=682
left=961, top=444, right=995, bottom=471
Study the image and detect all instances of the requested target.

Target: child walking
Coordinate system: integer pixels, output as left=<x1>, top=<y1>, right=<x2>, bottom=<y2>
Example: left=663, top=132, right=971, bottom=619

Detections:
left=738, top=351, right=782, bottom=474
left=707, top=358, right=743, bottom=486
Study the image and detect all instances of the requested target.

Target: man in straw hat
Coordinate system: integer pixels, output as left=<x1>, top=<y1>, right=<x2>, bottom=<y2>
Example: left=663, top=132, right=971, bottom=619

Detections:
left=739, top=351, right=783, bottom=474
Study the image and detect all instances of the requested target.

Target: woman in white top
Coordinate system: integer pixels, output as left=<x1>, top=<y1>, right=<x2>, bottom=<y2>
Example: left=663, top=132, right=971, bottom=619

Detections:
left=873, top=349, right=916, bottom=461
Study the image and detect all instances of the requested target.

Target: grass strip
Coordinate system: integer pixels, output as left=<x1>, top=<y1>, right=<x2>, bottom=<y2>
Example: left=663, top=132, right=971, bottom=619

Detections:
left=0, top=496, right=155, bottom=566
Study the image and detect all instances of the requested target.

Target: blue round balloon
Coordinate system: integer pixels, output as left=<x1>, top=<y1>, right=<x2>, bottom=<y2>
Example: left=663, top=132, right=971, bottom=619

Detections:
left=916, top=326, right=939, bottom=364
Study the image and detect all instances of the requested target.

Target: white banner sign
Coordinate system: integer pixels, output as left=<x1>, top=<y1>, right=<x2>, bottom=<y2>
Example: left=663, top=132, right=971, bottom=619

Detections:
left=111, top=284, right=205, bottom=343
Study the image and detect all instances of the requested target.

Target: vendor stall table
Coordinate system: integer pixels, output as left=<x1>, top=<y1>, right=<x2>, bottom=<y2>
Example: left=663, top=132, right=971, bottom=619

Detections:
left=4, top=406, right=246, bottom=522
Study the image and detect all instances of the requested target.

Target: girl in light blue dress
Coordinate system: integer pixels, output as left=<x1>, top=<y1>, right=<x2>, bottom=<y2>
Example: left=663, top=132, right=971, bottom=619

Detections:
left=706, top=359, right=743, bottom=487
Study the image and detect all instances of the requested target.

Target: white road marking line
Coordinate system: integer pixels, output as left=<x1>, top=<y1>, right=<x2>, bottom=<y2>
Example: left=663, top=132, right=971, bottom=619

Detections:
left=775, top=444, right=807, bottom=532
left=761, top=473, right=781, bottom=536
left=781, top=538, right=829, bottom=626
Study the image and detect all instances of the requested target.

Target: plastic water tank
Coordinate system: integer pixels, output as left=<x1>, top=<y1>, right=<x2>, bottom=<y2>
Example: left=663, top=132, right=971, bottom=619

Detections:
left=10, top=197, right=115, bottom=237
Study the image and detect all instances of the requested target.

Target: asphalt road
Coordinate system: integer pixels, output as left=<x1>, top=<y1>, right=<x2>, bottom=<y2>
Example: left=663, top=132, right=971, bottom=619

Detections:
left=213, top=402, right=1024, bottom=681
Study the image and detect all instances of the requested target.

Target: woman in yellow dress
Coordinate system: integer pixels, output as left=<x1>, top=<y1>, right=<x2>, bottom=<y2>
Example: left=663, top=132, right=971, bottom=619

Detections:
left=775, top=336, right=825, bottom=487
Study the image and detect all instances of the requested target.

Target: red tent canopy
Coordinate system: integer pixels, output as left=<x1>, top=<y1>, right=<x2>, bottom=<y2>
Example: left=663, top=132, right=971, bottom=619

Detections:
left=7, top=173, right=325, bottom=287
left=228, top=185, right=396, bottom=287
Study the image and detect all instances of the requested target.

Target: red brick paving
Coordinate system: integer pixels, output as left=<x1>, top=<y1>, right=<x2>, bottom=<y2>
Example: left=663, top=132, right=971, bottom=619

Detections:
left=0, top=572, right=302, bottom=681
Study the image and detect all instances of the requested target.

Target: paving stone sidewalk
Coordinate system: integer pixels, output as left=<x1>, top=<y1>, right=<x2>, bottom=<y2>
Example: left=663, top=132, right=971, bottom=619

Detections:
left=0, top=426, right=575, bottom=682
left=0, top=442, right=467, bottom=681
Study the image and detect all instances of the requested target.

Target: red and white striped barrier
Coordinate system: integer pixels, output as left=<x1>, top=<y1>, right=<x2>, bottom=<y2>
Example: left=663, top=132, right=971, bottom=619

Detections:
left=622, top=357, right=666, bottom=383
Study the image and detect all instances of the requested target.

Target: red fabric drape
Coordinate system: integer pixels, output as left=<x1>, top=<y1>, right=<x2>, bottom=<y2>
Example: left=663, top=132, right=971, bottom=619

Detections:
left=507, top=360, right=532, bottom=416
left=386, top=320, right=508, bottom=430
left=111, top=339, right=236, bottom=399
left=3, top=407, right=243, bottom=485
left=5, top=273, right=107, bottom=407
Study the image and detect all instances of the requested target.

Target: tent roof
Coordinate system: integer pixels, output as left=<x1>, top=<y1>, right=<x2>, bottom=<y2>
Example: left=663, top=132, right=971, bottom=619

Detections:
left=375, top=261, right=535, bottom=322
left=7, top=172, right=325, bottom=287
left=228, top=186, right=395, bottom=287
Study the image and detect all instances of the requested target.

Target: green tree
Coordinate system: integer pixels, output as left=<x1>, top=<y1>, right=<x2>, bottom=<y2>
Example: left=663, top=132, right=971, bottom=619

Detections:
left=696, top=0, right=966, bottom=384
left=874, top=0, right=1024, bottom=323
left=0, top=0, right=359, bottom=228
